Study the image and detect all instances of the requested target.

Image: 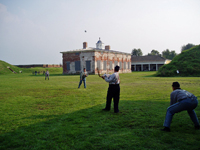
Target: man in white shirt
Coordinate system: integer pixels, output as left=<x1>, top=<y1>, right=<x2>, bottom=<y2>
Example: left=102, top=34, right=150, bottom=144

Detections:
left=102, top=65, right=120, bottom=113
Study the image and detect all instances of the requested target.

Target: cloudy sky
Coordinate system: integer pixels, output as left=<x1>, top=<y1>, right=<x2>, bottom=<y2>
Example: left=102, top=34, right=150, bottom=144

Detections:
left=0, top=0, right=199, bottom=65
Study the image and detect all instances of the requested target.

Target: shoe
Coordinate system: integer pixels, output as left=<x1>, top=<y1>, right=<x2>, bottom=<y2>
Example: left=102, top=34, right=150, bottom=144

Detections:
left=161, top=127, right=170, bottom=132
left=195, top=125, right=200, bottom=130
left=102, top=108, right=110, bottom=111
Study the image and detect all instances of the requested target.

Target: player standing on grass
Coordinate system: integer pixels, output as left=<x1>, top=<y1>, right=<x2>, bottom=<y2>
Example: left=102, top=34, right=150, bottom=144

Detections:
left=78, top=68, right=88, bottom=88
left=45, top=70, right=49, bottom=80
left=161, top=82, right=200, bottom=132
left=101, top=65, right=120, bottom=113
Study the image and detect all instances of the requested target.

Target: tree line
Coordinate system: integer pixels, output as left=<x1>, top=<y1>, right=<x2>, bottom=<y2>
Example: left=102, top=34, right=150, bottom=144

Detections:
left=131, top=43, right=196, bottom=60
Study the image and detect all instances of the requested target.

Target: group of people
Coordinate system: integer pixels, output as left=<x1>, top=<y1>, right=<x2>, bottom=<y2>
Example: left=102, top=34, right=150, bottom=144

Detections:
left=33, top=70, right=50, bottom=80
left=78, top=65, right=200, bottom=132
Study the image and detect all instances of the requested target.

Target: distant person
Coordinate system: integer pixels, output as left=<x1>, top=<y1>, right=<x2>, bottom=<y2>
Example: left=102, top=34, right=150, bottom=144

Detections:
left=161, top=82, right=200, bottom=132
left=177, top=70, right=179, bottom=74
left=45, top=70, right=49, bottom=80
left=102, top=65, right=120, bottom=113
left=35, top=71, right=37, bottom=75
left=78, top=68, right=88, bottom=88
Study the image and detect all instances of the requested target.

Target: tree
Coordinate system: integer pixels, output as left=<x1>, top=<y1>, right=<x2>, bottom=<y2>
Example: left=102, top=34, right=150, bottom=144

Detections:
left=131, top=48, right=143, bottom=56
left=169, top=50, right=177, bottom=59
left=162, top=49, right=177, bottom=60
left=181, top=43, right=195, bottom=52
left=147, top=49, right=160, bottom=56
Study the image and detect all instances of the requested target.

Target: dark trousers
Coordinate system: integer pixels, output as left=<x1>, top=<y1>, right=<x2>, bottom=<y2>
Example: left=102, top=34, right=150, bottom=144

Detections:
left=45, top=75, right=49, bottom=80
left=105, top=84, right=120, bottom=112
left=78, top=78, right=86, bottom=88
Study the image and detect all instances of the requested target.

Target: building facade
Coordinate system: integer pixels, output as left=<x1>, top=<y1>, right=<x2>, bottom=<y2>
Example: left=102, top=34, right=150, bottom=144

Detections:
left=60, top=38, right=132, bottom=74
left=131, top=55, right=171, bottom=71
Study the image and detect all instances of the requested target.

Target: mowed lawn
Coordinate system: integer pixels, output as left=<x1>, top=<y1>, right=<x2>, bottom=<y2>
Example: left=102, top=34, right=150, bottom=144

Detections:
left=0, top=71, right=200, bottom=150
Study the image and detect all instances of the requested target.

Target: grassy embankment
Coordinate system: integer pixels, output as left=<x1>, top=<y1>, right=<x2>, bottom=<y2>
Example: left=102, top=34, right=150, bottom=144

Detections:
left=0, top=60, right=62, bottom=75
left=0, top=71, right=200, bottom=149
left=156, top=45, right=200, bottom=77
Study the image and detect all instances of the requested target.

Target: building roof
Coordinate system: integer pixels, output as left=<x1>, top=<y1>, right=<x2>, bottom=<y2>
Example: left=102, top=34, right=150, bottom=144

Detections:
left=60, top=47, right=131, bottom=55
left=131, top=55, right=168, bottom=62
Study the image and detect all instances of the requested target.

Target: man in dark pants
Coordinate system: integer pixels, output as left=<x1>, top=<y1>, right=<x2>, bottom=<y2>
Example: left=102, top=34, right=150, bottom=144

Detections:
left=102, top=65, right=120, bottom=113
left=78, top=68, right=88, bottom=88
left=161, top=82, right=200, bottom=132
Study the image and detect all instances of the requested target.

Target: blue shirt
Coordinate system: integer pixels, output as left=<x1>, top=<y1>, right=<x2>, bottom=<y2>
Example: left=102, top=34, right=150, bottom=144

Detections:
left=170, top=89, right=196, bottom=105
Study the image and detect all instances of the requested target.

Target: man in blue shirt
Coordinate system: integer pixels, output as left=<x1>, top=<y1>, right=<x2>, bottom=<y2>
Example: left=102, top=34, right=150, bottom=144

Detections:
left=161, top=82, right=200, bottom=132
left=102, top=65, right=120, bottom=113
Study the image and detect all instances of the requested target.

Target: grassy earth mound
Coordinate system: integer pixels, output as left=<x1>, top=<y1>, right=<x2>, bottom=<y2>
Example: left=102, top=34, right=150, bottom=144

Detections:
left=156, top=45, right=200, bottom=77
left=0, top=60, right=22, bottom=75
left=0, top=60, right=63, bottom=75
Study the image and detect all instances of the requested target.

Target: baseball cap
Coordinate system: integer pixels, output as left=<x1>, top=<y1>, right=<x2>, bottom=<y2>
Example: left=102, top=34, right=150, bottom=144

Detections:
left=172, top=82, right=180, bottom=88
left=115, top=65, right=120, bottom=71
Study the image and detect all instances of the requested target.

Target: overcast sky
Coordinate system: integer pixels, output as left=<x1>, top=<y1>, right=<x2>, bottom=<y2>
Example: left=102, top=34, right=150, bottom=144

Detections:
left=0, top=0, right=199, bottom=65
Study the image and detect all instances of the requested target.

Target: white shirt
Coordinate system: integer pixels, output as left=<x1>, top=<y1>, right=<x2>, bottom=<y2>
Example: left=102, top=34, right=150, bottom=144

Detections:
left=105, top=72, right=120, bottom=84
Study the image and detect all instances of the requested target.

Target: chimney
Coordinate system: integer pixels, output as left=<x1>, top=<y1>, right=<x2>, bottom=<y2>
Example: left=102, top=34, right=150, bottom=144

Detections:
left=83, top=42, right=87, bottom=49
left=105, top=45, right=110, bottom=50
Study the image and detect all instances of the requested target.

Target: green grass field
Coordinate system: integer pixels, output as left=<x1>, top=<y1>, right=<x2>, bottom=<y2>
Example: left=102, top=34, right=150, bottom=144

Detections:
left=0, top=71, right=200, bottom=150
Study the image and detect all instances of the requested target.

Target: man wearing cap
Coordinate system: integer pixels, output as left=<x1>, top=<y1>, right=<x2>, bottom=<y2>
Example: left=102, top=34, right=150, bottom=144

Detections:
left=102, top=65, right=120, bottom=113
left=161, top=82, right=200, bottom=132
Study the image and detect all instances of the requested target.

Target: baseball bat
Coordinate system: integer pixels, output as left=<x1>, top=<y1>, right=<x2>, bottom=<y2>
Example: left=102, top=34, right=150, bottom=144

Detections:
left=97, top=67, right=102, bottom=77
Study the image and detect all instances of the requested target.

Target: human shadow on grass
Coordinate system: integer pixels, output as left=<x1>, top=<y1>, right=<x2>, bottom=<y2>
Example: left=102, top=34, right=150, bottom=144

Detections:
left=0, top=100, right=199, bottom=150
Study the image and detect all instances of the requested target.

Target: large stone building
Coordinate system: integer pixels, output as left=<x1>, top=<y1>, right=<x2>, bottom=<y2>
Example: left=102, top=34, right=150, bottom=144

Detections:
left=60, top=38, right=132, bottom=74
left=131, top=55, right=171, bottom=71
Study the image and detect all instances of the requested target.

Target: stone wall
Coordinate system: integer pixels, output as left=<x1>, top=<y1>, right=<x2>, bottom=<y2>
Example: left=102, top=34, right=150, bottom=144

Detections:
left=80, top=51, right=95, bottom=73
left=16, top=64, right=62, bottom=68
left=62, top=52, right=81, bottom=74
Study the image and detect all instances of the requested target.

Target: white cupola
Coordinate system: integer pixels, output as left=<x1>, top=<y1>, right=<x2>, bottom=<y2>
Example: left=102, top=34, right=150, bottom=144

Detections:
left=96, top=37, right=104, bottom=49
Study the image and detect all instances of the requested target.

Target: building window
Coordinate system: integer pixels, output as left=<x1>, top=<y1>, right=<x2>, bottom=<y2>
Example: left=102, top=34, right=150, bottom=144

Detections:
left=124, top=62, right=126, bottom=69
left=128, top=62, right=130, bottom=69
left=115, top=61, right=118, bottom=67
left=103, top=61, right=107, bottom=70
left=97, top=60, right=101, bottom=70
left=66, top=61, right=70, bottom=71
left=75, top=61, right=81, bottom=71
left=75, top=52, right=79, bottom=56
left=86, top=61, right=91, bottom=71
left=109, top=61, right=112, bottom=70
left=119, top=62, right=122, bottom=69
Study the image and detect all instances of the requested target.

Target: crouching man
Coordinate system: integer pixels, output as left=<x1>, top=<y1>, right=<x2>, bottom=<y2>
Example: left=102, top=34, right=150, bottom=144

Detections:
left=161, top=82, right=200, bottom=132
